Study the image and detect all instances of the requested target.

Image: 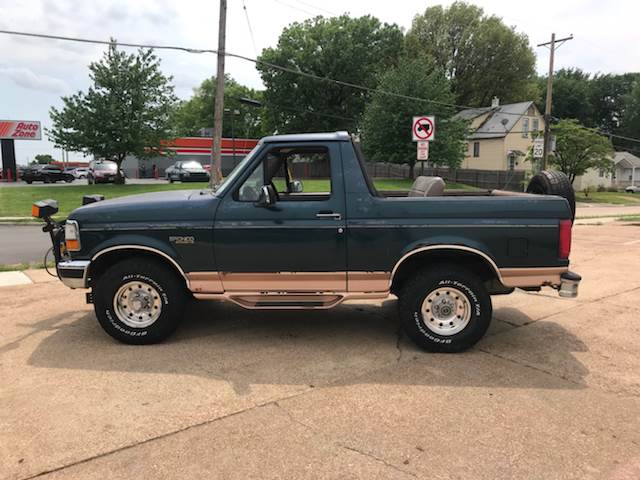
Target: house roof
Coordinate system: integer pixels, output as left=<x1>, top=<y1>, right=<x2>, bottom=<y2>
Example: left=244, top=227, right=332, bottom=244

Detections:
left=454, top=101, right=537, bottom=140
left=614, top=151, right=640, bottom=169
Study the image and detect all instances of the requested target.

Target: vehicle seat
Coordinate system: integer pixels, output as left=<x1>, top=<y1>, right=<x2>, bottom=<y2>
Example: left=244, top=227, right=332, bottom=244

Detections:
left=408, top=176, right=445, bottom=197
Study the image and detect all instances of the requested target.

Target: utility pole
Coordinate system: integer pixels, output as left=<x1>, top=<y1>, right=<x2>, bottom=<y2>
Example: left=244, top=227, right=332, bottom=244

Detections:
left=538, top=33, right=573, bottom=170
left=209, top=0, right=227, bottom=187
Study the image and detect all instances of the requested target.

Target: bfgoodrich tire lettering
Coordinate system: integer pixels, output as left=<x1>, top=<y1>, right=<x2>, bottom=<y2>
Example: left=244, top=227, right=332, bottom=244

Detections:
left=398, top=265, right=492, bottom=353
left=93, top=259, right=186, bottom=344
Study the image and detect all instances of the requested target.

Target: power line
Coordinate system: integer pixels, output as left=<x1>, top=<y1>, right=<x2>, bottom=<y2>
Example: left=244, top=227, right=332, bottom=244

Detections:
left=270, top=0, right=318, bottom=16
left=294, top=0, right=339, bottom=16
left=241, top=0, right=259, bottom=57
left=3, top=28, right=640, bottom=147
left=0, top=29, right=463, bottom=110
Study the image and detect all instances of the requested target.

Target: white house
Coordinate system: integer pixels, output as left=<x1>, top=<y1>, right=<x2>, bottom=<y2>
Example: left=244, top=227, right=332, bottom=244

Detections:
left=612, top=151, right=640, bottom=188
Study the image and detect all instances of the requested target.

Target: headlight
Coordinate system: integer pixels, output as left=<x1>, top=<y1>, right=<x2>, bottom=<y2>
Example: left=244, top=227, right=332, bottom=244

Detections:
left=65, top=220, right=81, bottom=251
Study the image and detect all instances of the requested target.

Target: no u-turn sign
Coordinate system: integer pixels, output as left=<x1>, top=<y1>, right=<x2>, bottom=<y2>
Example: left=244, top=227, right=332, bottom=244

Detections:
left=412, top=116, right=435, bottom=142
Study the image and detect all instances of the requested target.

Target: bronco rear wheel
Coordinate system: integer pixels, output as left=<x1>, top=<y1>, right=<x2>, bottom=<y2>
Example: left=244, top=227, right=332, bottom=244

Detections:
left=398, top=265, right=492, bottom=353
left=93, top=259, right=187, bottom=344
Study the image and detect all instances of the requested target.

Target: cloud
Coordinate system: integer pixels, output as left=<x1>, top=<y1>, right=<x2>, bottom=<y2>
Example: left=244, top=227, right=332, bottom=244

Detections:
left=0, top=66, right=70, bottom=94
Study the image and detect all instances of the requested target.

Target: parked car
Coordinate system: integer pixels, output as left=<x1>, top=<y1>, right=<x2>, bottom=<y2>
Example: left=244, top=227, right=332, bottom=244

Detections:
left=88, top=161, right=122, bottom=184
left=34, top=132, right=580, bottom=352
left=22, top=164, right=74, bottom=184
left=625, top=185, right=640, bottom=193
left=72, top=167, right=89, bottom=179
left=165, top=160, right=210, bottom=183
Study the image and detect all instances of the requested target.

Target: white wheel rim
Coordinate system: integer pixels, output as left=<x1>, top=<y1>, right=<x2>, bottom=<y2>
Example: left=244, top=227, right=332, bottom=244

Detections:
left=113, top=281, right=162, bottom=328
left=421, top=287, right=472, bottom=336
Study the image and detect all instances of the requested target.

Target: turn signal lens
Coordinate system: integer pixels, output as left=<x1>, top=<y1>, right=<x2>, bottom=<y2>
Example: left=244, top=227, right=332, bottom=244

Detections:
left=31, top=205, right=40, bottom=217
left=66, top=239, right=80, bottom=251
left=558, top=220, right=572, bottom=259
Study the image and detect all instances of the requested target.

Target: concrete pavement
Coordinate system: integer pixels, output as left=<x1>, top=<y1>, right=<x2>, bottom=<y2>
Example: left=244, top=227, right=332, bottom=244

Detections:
left=1, top=223, right=640, bottom=479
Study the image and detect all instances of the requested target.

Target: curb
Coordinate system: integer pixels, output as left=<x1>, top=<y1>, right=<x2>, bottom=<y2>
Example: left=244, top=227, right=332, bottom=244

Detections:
left=0, top=268, right=58, bottom=287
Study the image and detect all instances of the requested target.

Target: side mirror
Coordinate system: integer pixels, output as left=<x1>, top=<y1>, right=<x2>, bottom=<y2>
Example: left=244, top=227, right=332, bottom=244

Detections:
left=290, top=179, right=304, bottom=193
left=256, top=185, right=276, bottom=207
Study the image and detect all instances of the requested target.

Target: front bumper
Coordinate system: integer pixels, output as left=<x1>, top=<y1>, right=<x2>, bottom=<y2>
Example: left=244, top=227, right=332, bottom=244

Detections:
left=57, top=260, right=90, bottom=289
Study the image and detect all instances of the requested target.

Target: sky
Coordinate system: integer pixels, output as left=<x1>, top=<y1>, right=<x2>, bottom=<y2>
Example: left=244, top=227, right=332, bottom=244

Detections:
left=0, top=0, right=638, bottom=165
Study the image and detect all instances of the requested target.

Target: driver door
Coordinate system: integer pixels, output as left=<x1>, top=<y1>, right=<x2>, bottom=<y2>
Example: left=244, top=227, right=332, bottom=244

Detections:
left=214, top=141, right=347, bottom=292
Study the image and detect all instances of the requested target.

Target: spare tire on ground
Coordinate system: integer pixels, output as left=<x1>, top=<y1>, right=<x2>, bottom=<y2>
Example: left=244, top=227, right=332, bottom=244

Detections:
left=526, top=170, right=576, bottom=221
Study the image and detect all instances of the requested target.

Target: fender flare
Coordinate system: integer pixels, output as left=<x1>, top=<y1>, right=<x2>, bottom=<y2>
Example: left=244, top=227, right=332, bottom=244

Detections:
left=389, top=244, right=503, bottom=287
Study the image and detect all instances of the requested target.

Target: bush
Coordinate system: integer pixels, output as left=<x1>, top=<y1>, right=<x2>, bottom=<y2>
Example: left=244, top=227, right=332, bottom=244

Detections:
left=607, top=186, right=619, bottom=192
left=597, top=184, right=607, bottom=192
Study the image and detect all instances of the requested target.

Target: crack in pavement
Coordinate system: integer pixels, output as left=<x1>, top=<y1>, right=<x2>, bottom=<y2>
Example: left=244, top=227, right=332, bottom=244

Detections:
left=477, top=347, right=584, bottom=388
left=338, top=444, right=418, bottom=478
left=19, top=389, right=314, bottom=480
left=273, top=403, right=417, bottom=478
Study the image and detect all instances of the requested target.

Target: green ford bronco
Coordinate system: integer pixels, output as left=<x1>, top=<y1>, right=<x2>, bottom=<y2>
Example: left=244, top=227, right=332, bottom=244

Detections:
left=35, top=132, right=580, bottom=352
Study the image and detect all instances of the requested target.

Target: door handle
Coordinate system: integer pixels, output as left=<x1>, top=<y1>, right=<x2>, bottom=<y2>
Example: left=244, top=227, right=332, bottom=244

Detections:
left=316, top=211, right=342, bottom=220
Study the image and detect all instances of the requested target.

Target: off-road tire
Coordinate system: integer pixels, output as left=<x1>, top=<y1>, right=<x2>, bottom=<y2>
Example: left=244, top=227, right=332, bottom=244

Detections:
left=527, top=170, right=576, bottom=220
left=398, top=265, right=492, bottom=353
left=93, top=259, right=187, bottom=345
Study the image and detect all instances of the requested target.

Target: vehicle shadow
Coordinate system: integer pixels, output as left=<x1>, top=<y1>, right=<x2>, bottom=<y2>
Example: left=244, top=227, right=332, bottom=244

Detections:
left=26, top=299, right=589, bottom=393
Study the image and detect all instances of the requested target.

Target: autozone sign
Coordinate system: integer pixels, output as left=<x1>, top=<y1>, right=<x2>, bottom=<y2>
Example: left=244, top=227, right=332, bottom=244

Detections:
left=0, top=120, right=42, bottom=140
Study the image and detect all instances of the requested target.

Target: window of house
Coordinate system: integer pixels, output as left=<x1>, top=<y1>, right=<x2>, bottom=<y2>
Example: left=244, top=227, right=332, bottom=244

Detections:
left=532, top=118, right=539, bottom=133
left=473, top=141, right=480, bottom=157
left=237, top=146, right=331, bottom=202
left=522, top=118, right=529, bottom=138
left=508, top=157, right=516, bottom=170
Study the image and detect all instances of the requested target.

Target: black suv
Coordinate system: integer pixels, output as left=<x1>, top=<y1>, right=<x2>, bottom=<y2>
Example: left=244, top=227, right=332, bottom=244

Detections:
left=22, top=165, right=74, bottom=184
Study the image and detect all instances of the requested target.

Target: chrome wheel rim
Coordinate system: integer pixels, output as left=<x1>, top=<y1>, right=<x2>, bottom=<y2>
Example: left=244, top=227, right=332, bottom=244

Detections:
left=421, top=287, right=471, bottom=336
left=113, top=281, right=162, bottom=328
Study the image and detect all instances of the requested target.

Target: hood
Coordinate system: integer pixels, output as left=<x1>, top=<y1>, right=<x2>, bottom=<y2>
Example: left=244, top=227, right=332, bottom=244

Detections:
left=69, top=189, right=218, bottom=225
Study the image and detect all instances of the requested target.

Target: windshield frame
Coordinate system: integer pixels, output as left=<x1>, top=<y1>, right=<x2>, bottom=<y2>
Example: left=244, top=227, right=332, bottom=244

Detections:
left=213, top=143, right=261, bottom=196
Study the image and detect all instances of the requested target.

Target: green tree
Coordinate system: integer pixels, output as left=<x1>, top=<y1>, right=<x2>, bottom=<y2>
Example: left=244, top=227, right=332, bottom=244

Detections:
left=48, top=41, right=177, bottom=183
left=406, top=2, right=537, bottom=107
left=550, top=119, right=614, bottom=183
left=537, top=69, right=595, bottom=127
left=172, top=75, right=265, bottom=138
left=619, top=80, right=640, bottom=149
left=257, top=15, right=404, bottom=133
left=34, top=154, right=54, bottom=164
left=591, top=72, right=640, bottom=136
left=361, top=57, right=467, bottom=177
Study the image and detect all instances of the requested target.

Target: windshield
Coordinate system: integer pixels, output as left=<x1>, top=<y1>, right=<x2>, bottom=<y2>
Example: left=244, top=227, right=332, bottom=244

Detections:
left=181, top=161, right=203, bottom=169
left=214, top=144, right=261, bottom=195
left=95, top=162, right=117, bottom=171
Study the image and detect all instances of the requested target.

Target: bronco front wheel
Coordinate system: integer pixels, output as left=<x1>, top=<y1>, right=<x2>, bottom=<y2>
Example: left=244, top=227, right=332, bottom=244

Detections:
left=93, top=259, right=187, bottom=344
left=398, top=265, right=492, bottom=353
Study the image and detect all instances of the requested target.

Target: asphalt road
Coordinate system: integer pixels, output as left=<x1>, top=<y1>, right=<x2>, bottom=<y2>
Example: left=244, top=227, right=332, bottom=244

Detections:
left=0, top=178, right=169, bottom=187
left=2, top=223, right=640, bottom=479
left=0, top=225, right=50, bottom=264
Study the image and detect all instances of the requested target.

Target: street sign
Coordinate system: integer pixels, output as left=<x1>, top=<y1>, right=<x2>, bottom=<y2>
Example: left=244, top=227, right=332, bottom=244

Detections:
left=412, top=116, right=435, bottom=142
left=417, top=141, right=429, bottom=160
left=0, top=120, right=41, bottom=140
left=532, top=137, right=544, bottom=159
